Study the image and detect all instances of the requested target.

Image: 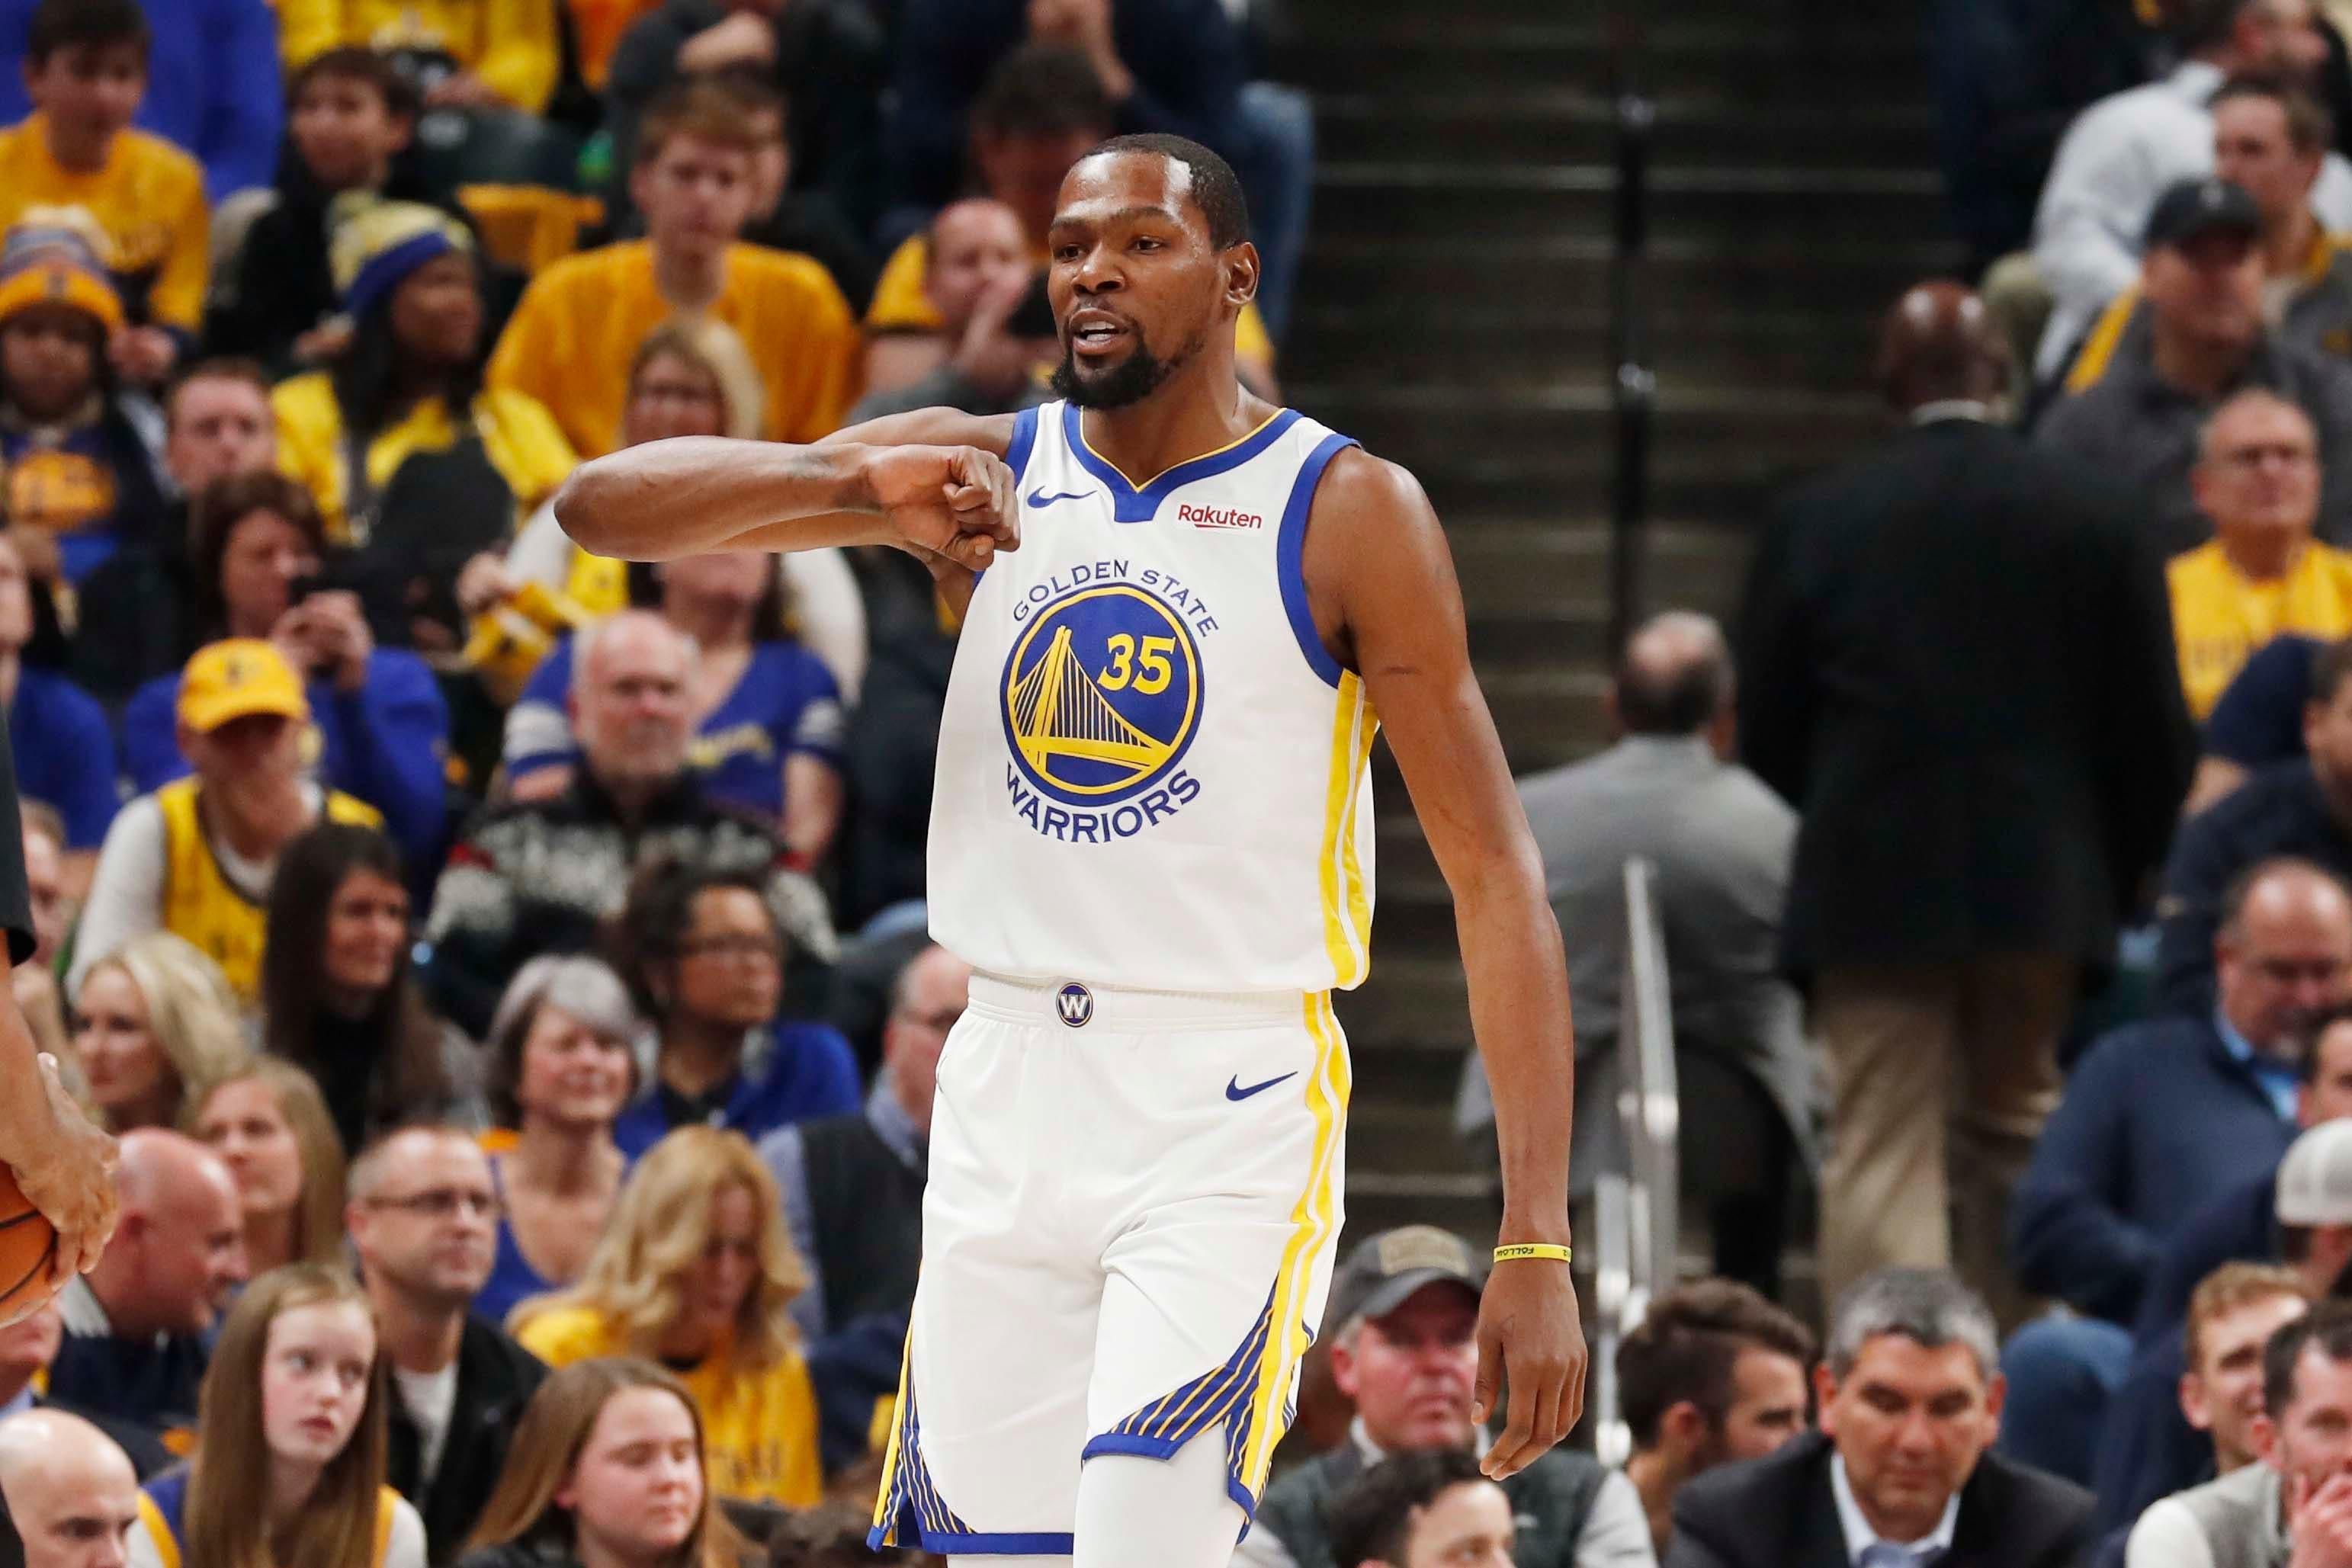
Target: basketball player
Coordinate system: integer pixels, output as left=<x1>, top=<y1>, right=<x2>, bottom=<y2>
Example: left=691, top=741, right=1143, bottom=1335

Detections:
left=557, top=133, right=1584, bottom=1566
left=0, top=723, right=117, bottom=1319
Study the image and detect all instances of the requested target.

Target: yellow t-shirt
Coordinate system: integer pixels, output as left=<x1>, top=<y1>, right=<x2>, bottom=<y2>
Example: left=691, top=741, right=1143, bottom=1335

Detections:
left=277, top=0, right=560, bottom=114
left=271, top=373, right=579, bottom=548
left=485, top=241, right=863, bottom=459
left=2167, top=537, right=2352, bottom=717
left=0, top=116, right=207, bottom=330
left=514, top=1306, right=824, bottom=1508
left=867, top=231, right=1276, bottom=367
left=156, top=778, right=383, bottom=1005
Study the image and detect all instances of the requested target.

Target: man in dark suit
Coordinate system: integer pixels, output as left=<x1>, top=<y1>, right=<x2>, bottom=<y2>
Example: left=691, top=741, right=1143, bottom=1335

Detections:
left=1665, top=1268, right=2094, bottom=1568
left=1739, top=281, right=2197, bottom=1327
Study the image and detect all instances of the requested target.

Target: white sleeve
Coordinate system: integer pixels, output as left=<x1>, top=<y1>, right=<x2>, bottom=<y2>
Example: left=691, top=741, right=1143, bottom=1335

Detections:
left=504, top=500, right=576, bottom=592
left=124, top=1512, right=170, bottom=1568
left=2317, top=154, right=2352, bottom=232
left=779, top=547, right=868, bottom=705
left=66, top=796, right=166, bottom=1001
left=382, top=1495, right=429, bottom=1568
left=2126, top=1496, right=2222, bottom=1568
left=2032, top=103, right=2160, bottom=369
left=1576, top=1469, right=1661, bottom=1568
left=1231, top=1520, right=1301, bottom=1568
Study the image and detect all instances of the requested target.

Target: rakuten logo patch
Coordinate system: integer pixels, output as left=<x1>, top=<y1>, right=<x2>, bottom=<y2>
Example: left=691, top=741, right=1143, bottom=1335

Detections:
left=1179, top=503, right=1264, bottom=530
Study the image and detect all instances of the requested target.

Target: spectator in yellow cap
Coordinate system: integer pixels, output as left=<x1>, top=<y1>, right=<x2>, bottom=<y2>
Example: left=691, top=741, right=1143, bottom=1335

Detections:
left=0, top=211, right=171, bottom=589
left=271, top=197, right=576, bottom=553
left=71, top=637, right=383, bottom=1008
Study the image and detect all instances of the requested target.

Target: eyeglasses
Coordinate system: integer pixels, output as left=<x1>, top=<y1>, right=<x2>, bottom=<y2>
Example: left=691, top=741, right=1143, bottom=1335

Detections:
left=367, top=1188, right=500, bottom=1220
left=677, top=933, right=784, bottom=964
left=2212, top=443, right=2319, bottom=472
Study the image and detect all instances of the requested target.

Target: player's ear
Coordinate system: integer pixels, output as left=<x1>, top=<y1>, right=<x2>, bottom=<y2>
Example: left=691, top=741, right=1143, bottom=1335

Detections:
left=1223, top=242, right=1261, bottom=313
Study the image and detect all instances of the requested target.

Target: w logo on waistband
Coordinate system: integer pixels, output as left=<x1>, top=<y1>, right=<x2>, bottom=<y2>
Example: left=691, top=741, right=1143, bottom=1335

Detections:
left=1056, top=983, right=1095, bottom=1028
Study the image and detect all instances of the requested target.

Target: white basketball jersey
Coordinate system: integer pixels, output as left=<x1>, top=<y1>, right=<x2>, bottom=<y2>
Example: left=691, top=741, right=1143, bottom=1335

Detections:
left=926, top=400, right=1378, bottom=993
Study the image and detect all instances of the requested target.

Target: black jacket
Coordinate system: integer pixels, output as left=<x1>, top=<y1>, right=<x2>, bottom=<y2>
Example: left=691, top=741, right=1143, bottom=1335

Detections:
left=387, top=1317, right=545, bottom=1566
left=1665, top=1430, right=2094, bottom=1568
left=1738, top=417, right=2194, bottom=976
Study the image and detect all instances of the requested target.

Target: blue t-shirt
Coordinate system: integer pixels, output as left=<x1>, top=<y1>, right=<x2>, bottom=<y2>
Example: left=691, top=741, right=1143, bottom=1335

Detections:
left=505, top=636, right=844, bottom=821
left=118, top=649, right=449, bottom=871
left=9, top=666, right=119, bottom=848
left=611, top=1020, right=862, bottom=1159
left=2206, top=633, right=2319, bottom=770
left=477, top=1153, right=559, bottom=1331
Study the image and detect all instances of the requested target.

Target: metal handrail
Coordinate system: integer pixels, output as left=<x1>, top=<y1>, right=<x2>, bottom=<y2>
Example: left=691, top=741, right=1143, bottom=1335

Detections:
left=1618, top=858, right=1681, bottom=1298
left=1590, top=1172, right=1635, bottom=1468
left=1606, top=23, right=1656, bottom=656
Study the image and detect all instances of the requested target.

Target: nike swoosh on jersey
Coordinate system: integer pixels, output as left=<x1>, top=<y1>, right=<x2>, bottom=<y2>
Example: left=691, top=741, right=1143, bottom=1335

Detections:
left=1025, top=489, right=1093, bottom=508
left=1225, top=1071, right=1299, bottom=1102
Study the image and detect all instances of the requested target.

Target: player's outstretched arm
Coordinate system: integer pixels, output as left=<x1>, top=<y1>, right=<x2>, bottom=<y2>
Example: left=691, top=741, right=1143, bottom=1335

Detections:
left=1307, top=449, right=1585, bottom=1481
left=556, top=408, right=1020, bottom=566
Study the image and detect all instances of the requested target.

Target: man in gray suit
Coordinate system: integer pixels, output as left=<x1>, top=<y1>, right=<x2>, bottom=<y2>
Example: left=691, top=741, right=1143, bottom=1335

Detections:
left=1458, top=612, right=1815, bottom=1293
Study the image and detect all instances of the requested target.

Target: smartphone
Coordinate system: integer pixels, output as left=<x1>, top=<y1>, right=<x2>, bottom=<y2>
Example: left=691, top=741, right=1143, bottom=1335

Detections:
left=1009, top=272, right=1057, bottom=340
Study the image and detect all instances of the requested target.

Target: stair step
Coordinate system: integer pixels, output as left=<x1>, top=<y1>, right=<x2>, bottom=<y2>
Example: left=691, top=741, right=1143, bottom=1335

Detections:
left=1285, top=303, right=1872, bottom=387
left=1317, top=91, right=1940, bottom=168
left=1312, top=162, right=1946, bottom=244
left=1283, top=21, right=1926, bottom=98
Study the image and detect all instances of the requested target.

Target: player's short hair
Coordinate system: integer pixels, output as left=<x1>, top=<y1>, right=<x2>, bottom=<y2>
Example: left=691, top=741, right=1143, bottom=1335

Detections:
left=1327, top=1448, right=1491, bottom=1568
left=27, top=0, right=148, bottom=66
left=1616, top=1279, right=1818, bottom=1450
left=971, top=44, right=1115, bottom=142
left=1086, top=132, right=1253, bottom=250
left=2215, top=70, right=2336, bottom=152
left=288, top=45, right=421, bottom=123
left=637, top=78, right=765, bottom=166
left=2185, top=1262, right=2312, bottom=1372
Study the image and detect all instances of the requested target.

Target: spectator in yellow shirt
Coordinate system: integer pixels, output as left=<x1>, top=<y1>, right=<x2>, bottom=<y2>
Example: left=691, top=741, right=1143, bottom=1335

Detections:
left=2170, top=386, right=2352, bottom=717
left=273, top=200, right=576, bottom=550
left=0, top=0, right=207, bottom=380
left=507, top=1125, right=825, bottom=1509
left=486, top=79, right=862, bottom=458
left=277, top=0, right=561, bottom=116
left=865, top=44, right=1278, bottom=399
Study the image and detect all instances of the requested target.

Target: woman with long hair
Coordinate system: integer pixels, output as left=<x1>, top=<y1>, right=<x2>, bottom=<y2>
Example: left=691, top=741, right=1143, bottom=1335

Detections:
left=72, top=932, right=249, bottom=1133
left=129, top=1263, right=427, bottom=1568
left=509, top=1127, right=822, bottom=1507
left=455, top=1359, right=742, bottom=1568
left=188, top=1058, right=351, bottom=1275
left=272, top=200, right=575, bottom=552
left=262, top=822, right=479, bottom=1154
left=473, top=955, right=638, bottom=1327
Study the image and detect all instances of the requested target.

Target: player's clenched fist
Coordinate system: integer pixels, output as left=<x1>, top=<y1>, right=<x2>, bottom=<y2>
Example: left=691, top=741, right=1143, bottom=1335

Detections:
left=856, top=444, right=1021, bottom=570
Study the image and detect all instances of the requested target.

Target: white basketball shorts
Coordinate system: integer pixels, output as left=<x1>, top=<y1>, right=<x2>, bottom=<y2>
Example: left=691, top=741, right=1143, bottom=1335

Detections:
left=869, top=972, right=1352, bottom=1554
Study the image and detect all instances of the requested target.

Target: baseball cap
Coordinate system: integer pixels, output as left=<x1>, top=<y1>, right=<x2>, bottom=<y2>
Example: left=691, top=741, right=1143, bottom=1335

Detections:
left=178, top=640, right=309, bottom=734
left=1323, top=1226, right=1487, bottom=1337
left=2143, top=178, right=2263, bottom=251
left=2277, top=1120, right=2352, bottom=1226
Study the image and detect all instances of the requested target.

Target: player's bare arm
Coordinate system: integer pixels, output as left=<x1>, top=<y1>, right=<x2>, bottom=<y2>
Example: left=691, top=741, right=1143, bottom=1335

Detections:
left=554, top=407, right=1021, bottom=567
left=1302, top=446, right=1586, bottom=1480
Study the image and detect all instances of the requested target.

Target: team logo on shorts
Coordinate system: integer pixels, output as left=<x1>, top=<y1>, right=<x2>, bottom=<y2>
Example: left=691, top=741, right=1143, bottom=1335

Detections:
left=1001, top=582, right=1204, bottom=807
left=1056, top=982, right=1094, bottom=1027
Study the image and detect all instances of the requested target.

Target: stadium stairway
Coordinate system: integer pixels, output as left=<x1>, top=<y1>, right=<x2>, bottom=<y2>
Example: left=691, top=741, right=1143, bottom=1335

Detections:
left=1276, top=0, right=1963, bottom=1291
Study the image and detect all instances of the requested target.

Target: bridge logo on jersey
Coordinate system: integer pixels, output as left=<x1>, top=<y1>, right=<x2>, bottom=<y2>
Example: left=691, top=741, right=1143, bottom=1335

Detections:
left=1001, top=582, right=1204, bottom=816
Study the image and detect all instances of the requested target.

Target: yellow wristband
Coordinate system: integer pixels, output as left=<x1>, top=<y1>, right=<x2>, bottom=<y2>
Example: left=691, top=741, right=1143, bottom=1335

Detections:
left=1492, top=1243, right=1573, bottom=1265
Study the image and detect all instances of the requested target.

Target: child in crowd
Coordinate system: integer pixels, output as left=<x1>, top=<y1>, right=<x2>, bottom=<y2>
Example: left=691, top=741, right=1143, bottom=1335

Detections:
left=456, top=1358, right=746, bottom=1568
left=129, top=1263, right=428, bottom=1568
left=208, top=47, right=424, bottom=374
left=0, top=0, right=207, bottom=383
left=509, top=1127, right=826, bottom=1509
left=0, top=214, right=170, bottom=588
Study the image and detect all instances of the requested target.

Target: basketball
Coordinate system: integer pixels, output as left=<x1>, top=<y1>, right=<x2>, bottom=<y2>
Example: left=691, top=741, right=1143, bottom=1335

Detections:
left=0, top=1166, right=56, bottom=1319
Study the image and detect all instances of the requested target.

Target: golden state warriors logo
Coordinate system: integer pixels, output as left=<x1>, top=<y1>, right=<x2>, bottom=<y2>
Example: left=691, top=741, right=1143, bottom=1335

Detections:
left=1000, top=579, right=1208, bottom=842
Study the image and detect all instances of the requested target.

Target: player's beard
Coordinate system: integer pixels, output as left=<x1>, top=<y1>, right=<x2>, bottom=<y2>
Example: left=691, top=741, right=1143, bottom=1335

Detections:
left=1052, top=326, right=1200, bottom=409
